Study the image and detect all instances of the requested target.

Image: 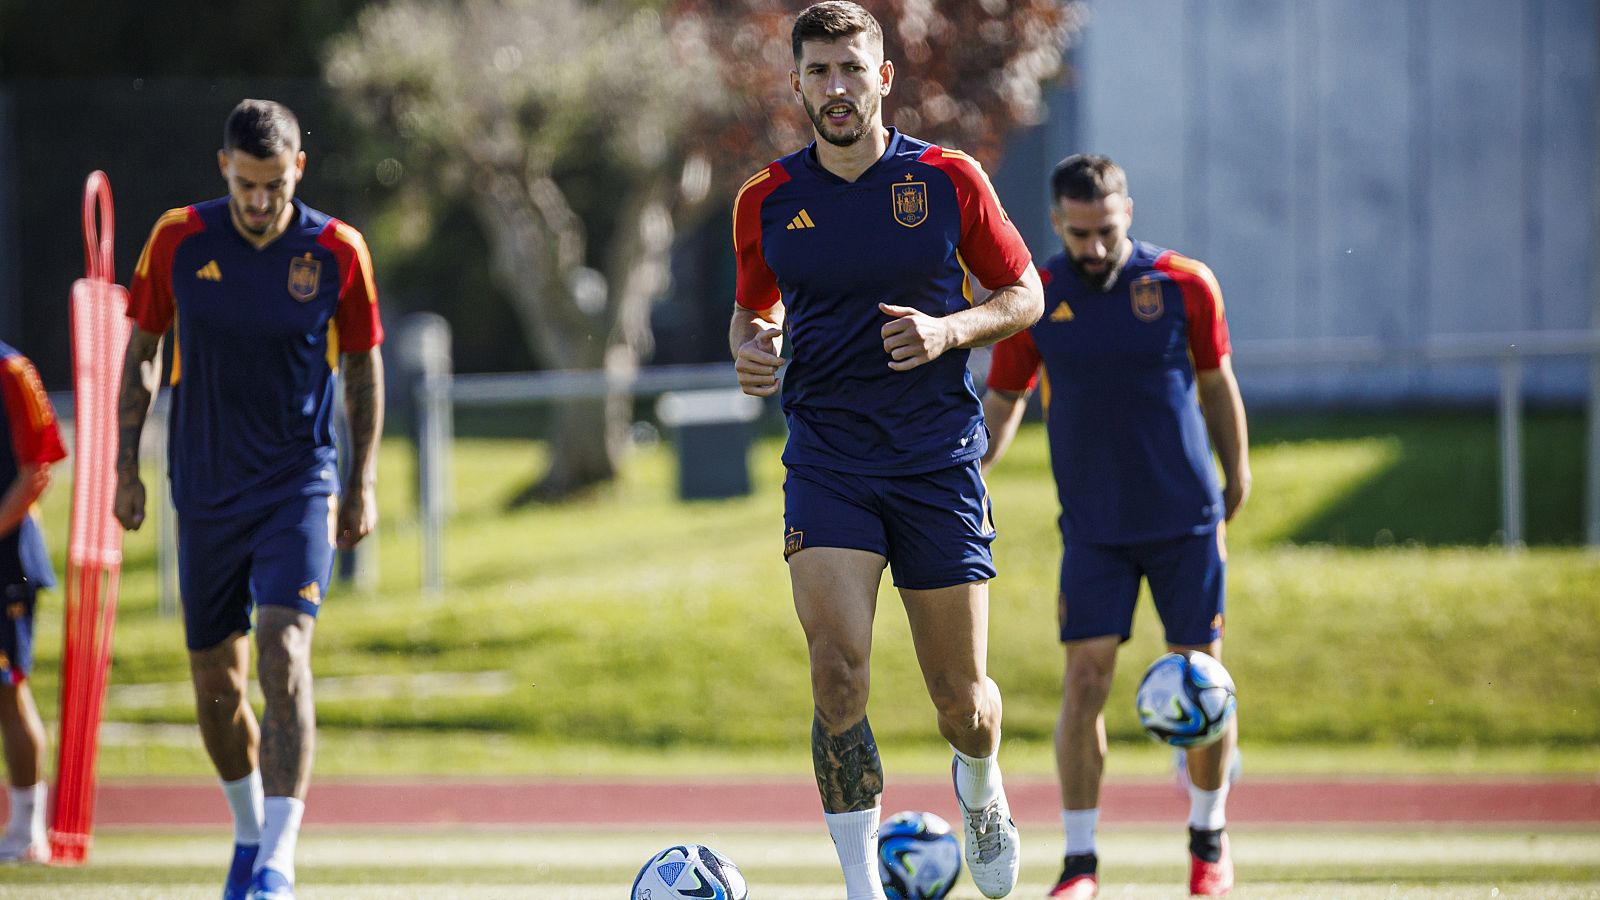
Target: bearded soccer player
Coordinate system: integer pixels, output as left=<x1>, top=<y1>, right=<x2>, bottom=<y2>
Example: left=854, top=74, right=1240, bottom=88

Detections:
left=115, top=99, right=384, bottom=900
left=0, top=342, right=66, bottom=865
left=982, top=154, right=1250, bottom=898
left=730, top=4, right=1044, bottom=898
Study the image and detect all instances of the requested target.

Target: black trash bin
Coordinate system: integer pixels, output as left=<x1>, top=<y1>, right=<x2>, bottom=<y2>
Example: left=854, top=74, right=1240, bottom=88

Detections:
left=656, top=389, right=762, bottom=500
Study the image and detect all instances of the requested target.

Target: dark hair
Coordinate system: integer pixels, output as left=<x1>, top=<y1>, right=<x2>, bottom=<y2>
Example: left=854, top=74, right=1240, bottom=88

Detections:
left=223, top=99, right=301, bottom=158
left=791, top=1, right=883, bottom=62
left=1050, top=154, right=1128, bottom=202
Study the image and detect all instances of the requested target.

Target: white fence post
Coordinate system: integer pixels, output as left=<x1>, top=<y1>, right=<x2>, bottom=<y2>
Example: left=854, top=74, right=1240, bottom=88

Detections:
left=1497, top=355, right=1524, bottom=548
left=400, top=313, right=453, bottom=596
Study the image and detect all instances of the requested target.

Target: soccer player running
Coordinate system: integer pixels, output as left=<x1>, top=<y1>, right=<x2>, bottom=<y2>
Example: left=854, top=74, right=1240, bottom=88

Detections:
left=982, top=154, right=1250, bottom=898
left=731, top=4, right=1044, bottom=898
left=0, top=342, right=66, bottom=864
left=115, top=99, right=384, bottom=900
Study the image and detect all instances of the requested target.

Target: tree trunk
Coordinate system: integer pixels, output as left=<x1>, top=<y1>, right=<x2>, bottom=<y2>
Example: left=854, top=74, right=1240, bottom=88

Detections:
left=475, top=171, right=674, bottom=504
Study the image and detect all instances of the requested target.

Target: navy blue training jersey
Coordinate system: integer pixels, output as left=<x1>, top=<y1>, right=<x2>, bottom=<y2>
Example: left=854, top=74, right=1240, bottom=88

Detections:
left=0, top=342, right=66, bottom=587
left=988, top=240, right=1232, bottom=544
left=734, top=129, right=1032, bottom=475
left=127, top=197, right=383, bottom=517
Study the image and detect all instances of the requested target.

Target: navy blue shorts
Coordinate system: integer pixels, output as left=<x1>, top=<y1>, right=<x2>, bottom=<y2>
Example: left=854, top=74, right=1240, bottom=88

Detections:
left=782, top=461, right=997, bottom=590
left=1058, top=528, right=1225, bottom=645
left=178, top=493, right=337, bottom=651
left=0, top=581, right=37, bottom=685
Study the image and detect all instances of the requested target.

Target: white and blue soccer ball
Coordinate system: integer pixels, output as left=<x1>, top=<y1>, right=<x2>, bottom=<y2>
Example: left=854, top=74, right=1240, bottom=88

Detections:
left=1135, top=650, right=1237, bottom=748
left=630, top=843, right=748, bottom=900
left=878, top=810, right=962, bottom=899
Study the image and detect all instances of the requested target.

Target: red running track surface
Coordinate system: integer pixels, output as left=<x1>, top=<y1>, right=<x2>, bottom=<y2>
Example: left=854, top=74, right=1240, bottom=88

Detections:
left=17, top=777, right=1597, bottom=828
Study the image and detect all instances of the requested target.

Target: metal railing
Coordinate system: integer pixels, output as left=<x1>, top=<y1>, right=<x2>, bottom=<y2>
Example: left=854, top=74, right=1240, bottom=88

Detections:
left=52, top=328, right=1600, bottom=607
left=411, top=361, right=740, bottom=593
left=1231, top=330, right=1600, bottom=547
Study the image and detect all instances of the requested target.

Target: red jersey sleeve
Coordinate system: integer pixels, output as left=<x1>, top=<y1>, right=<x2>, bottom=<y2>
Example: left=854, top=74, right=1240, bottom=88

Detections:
left=731, top=164, right=790, bottom=312
left=317, top=219, right=385, bottom=352
left=986, top=329, right=1042, bottom=394
left=127, top=207, right=204, bottom=335
left=920, top=146, right=1032, bottom=291
left=1, top=354, right=66, bottom=468
left=1155, top=251, right=1231, bottom=370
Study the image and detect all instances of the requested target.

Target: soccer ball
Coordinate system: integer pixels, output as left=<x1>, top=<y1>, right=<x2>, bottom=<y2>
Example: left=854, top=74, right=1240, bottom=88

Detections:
left=630, top=844, right=748, bottom=900
left=1135, top=650, right=1237, bottom=748
left=878, top=810, right=962, bottom=899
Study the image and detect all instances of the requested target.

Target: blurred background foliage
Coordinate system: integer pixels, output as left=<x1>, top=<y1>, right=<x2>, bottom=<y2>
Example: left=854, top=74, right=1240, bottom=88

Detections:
left=2, top=0, right=1082, bottom=498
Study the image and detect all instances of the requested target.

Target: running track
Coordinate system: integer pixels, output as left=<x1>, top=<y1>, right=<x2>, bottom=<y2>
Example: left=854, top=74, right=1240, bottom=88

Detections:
left=33, top=777, right=1600, bottom=828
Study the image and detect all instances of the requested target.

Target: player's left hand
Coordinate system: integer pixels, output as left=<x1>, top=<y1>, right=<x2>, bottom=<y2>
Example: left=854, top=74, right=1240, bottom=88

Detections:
left=336, top=484, right=377, bottom=550
left=880, top=302, right=953, bottom=371
left=1222, top=469, right=1251, bottom=521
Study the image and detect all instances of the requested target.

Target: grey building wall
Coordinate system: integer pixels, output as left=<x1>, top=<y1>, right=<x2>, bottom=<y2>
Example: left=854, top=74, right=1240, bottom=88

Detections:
left=1010, top=0, right=1597, bottom=407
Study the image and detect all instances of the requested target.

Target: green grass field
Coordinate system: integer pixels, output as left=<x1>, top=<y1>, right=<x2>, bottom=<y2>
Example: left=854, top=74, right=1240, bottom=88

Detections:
left=1, top=826, right=1596, bottom=898
left=26, top=409, right=1595, bottom=778
left=8, top=410, right=1600, bottom=896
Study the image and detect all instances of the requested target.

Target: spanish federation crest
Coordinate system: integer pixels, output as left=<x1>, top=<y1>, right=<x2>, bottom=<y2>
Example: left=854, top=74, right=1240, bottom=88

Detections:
left=1131, top=276, right=1164, bottom=321
left=288, top=253, right=322, bottom=302
left=891, top=179, right=928, bottom=228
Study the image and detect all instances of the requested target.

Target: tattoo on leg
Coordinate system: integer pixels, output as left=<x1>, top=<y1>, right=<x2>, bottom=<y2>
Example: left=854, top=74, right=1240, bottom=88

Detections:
left=812, top=714, right=884, bottom=813
left=258, top=640, right=316, bottom=799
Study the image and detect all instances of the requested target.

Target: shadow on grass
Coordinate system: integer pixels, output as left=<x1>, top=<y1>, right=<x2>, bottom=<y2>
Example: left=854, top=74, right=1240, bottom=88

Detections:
left=1255, top=409, right=1586, bottom=546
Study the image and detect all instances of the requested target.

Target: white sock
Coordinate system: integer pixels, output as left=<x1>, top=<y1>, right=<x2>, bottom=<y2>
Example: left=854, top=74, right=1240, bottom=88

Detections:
left=255, top=796, right=305, bottom=881
left=1063, top=807, right=1098, bottom=856
left=952, top=744, right=1001, bottom=809
left=1186, top=779, right=1229, bottom=831
left=825, top=808, right=885, bottom=900
left=221, top=771, right=265, bottom=845
left=5, top=783, right=45, bottom=841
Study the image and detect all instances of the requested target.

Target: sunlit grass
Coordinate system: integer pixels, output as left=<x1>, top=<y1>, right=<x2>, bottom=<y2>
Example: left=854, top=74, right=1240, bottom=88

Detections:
left=22, top=411, right=1600, bottom=777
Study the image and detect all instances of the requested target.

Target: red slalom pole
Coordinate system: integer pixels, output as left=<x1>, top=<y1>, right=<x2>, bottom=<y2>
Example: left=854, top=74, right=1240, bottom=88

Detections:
left=49, top=170, right=131, bottom=865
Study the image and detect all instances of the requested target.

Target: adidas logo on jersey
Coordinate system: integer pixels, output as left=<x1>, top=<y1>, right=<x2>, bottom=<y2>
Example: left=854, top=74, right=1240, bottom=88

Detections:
left=1049, top=300, right=1075, bottom=322
left=195, top=260, right=222, bottom=281
left=786, top=209, right=816, bottom=230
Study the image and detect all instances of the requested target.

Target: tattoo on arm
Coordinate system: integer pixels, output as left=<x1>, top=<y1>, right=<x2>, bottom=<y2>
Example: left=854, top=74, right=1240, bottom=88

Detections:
left=339, top=349, right=385, bottom=492
left=117, top=331, right=164, bottom=475
left=812, top=714, right=884, bottom=813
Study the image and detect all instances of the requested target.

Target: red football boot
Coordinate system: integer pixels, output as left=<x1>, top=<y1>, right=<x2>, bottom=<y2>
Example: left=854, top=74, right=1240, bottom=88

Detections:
left=1048, top=853, right=1098, bottom=899
left=1188, top=829, right=1233, bottom=896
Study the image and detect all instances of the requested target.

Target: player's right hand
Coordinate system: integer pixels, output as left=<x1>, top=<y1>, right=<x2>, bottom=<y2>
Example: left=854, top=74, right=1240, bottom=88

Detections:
left=735, top=326, right=784, bottom=398
left=114, top=474, right=146, bottom=531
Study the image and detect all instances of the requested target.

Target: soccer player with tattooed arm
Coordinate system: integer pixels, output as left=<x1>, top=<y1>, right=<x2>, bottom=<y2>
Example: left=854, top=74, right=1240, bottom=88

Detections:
left=730, top=4, right=1043, bottom=898
left=115, top=99, right=384, bottom=900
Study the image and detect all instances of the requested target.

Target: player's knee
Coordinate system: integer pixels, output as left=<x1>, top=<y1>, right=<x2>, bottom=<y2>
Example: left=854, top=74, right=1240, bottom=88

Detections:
left=190, top=669, right=248, bottom=715
left=926, top=674, right=988, bottom=730
left=1063, top=662, right=1115, bottom=712
left=189, top=648, right=246, bottom=695
left=255, top=611, right=314, bottom=664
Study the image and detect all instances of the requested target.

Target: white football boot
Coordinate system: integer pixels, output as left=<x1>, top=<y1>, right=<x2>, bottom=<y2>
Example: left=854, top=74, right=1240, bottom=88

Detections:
left=951, top=759, right=1020, bottom=898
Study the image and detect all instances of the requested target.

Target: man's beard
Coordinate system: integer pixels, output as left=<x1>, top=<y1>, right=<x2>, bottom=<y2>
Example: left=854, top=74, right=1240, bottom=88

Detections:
left=1070, top=253, right=1121, bottom=292
left=232, top=199, right=274, bottom=235
left=803, top=93, right=877, bottom=147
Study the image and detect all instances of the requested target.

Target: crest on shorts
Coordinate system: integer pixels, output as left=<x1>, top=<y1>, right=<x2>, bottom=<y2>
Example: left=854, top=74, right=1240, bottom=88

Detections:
left=298, top=582, right=323, bottom=606
left=1131, top=276, right=1164, bottom=321
left=784, top=528, right=805, bottom=559
left=891, top=179, right=928, bottom=228
left=288, top=253, right=322, bottom=302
